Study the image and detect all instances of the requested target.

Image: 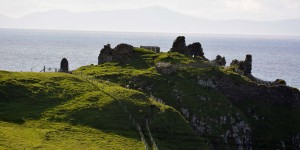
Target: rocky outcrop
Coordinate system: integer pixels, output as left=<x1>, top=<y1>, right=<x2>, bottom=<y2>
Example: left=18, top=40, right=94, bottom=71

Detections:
left=98, top=44, right=134, bottom=64
left=170, top=36, right=207, bottom=59
left=211, top=74, right=300, bottom=147
left=213, top=75, right=300, bottom=107
left=155, top=62, right=175, bottom=75
left=212, top=55, right=226, bottom=66
left=230, top=55, right=287, bottom=87
left=274, top=79, right=287, bottom=85
left=219, top=55, right=299, bottom=107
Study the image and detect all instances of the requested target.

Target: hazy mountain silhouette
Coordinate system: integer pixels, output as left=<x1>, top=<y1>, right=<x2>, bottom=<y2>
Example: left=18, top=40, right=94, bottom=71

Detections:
left=0, top=14, right=16, bottom=26
left=1, top=6, right=300, bottom=36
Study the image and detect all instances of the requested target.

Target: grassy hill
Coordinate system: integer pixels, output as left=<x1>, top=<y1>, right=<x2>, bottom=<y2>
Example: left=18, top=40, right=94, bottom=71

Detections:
left=76, top=47, right=300, bottom=149
left=0, top=47, right=300, bottom=149
left=0, top=70, right=208, bottom=149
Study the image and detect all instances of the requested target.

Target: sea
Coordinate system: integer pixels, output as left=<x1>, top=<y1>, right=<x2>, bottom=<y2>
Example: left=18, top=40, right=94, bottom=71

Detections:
left=0, top=28, right=300, bottom=89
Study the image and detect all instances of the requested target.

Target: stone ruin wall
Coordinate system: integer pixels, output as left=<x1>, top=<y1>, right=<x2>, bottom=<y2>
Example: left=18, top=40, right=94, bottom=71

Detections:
left=140, top=46, right=160, bottom=53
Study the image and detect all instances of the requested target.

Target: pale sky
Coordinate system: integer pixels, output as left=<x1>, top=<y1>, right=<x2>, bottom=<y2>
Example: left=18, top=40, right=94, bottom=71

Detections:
left=0, top=0, right=300, bottom=21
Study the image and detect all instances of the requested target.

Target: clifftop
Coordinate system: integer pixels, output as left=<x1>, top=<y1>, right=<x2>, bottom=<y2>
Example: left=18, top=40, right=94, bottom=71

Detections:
left=97, top=36, right=299, bottom=107
left=93, top=36, right=300, bottom=149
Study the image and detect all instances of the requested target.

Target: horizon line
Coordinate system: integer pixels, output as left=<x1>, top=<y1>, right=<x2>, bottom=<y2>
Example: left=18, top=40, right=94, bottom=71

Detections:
left=1, top=27, right=300, bottom=38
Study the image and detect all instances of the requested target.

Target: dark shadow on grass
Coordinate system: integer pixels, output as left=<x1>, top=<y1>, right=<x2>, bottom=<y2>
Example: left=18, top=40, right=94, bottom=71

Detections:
left=62, top=101, right=141, bottom=141
left=119, top=55, right=154, bottom=70
left=0, top=100, right=65, bottom=125
left=0, top=82, right=69, bottom=125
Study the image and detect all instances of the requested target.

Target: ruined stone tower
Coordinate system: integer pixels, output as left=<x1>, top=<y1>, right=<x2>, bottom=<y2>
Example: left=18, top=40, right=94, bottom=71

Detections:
left=60, top=58, right=69, bottom=72
left=244, top=54, right=252, bottom=75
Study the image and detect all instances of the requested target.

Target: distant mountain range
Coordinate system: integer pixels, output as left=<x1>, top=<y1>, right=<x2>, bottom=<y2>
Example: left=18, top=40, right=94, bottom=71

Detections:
left=1, top=6, right=300, bottom=36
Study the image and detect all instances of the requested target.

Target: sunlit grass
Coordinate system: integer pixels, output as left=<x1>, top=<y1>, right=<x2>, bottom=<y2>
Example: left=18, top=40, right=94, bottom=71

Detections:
left=0, top=68, right=209, bottom=149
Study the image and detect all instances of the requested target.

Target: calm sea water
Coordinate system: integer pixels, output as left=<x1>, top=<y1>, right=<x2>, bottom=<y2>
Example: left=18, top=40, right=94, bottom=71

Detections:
left=1, top=28, right=300, bottom=89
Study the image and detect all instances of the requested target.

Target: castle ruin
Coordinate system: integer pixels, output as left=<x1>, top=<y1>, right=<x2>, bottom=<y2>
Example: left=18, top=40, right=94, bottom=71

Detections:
left=140, top=46, right=160, bottom=53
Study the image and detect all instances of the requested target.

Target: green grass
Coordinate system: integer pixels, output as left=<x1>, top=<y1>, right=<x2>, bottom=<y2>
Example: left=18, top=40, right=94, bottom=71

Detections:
left=0, top=71, right=146, bottom=149
left=75, top=49, right=300, bottom=149
left=154, top=52, right=196, bottom=64
left=0, top=70, right=209, bottom=149
left=0, top=121, right=144, bottom=150
left=74, top=51, right=255, bottom=147
left=1, top=49, right=299, bottom=149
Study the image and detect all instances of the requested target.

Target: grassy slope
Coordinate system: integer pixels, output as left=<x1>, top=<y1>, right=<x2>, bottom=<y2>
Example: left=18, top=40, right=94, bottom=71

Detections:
left=1, top=47, right=299, bottom=149
left=0, top=70, right=209, bottom=149
left=0, top=121, right=141, bottom=150
left=76, top=49, right=249, bottom=137
left=0, top=71, right=144, bottom=149
left=75, top=48, right=300, bottom=148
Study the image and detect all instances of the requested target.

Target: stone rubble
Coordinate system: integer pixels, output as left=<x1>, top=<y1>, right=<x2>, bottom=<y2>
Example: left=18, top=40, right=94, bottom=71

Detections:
left=198, top=79, right=216, bottom=88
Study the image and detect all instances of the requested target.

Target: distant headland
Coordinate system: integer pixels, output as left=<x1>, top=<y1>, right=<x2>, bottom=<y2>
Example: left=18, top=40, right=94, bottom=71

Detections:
left=21, top=34, right=300, bottom=107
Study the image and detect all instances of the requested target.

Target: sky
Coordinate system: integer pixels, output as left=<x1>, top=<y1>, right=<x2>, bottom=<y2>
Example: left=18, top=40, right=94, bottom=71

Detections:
left=0, top=0, right=300, bottom=21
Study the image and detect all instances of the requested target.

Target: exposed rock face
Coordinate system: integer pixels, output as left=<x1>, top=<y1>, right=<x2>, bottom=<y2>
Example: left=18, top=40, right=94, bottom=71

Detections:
left=155, top=62, right=175, bottom=75
left=212, top=55, right=226, bottom=66
left=274, top=79, right=287, bottom=86
left=214, top=75, right=300, bottom=107
left=198, top=79, right=216, bottom=88
left=170, top=36, right=206, bottom=59
left=98, top=44, right=134, bottom=64
left=230, top=55, right=288, bottom=87
left=60, top=58, right=69, bottom=72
